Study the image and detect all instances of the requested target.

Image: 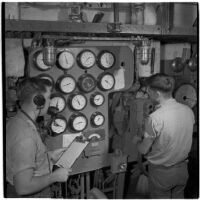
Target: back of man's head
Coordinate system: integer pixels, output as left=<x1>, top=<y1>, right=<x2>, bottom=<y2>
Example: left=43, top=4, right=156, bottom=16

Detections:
left=145, top=73, right=175, bottom=97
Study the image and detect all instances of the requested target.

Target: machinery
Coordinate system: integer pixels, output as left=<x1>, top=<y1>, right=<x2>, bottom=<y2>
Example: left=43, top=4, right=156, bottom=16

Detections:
left=4, top=2, right=197, bottom=199
left=26, top=36, right=160, bottom=197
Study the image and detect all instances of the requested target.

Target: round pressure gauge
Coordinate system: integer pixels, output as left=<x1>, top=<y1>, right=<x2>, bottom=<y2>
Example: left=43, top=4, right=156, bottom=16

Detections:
left=98, top=72, right=115, bottom=91
left=56, top=75, right=76, bottom=94
left=90, top=92, right=105, bottom=107
left=50, top=115, right=67, bottom=135
left=37, top=73, right=54, bottom=90
left=50, top=93, right=66, bottom=113
left=33, top=51, right=51, bottom=71
left=69, top=113, right=88, bottom=132
left=78, top=74, right=96, bottom=93
left=97, top=50, right=115, bottom=70
left=57, top=50, right=75, bottom=70
left=77, top=50, right=96, bottom=69
left=90, top=112, right=105, bottom=127
left=69, top=93, right=87, bottom=111
left=174, top=84, right=197, bottom=108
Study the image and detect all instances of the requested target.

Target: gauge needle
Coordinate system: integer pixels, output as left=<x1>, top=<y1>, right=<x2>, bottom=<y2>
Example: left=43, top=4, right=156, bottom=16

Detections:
left=65, top=56, right=68, bottom=64
left=56, top=100, right=59, bottom=108
left=54, top=121, right=62, bottom=127
left=64, top=83, right=71, bottom=86
left=183, top=97, right=197, bottom=101
left=86, top=57, right=91, bottom=63
left=77, top=99, right=80, bottom=105
left=105, top=80, right=111, bottom=86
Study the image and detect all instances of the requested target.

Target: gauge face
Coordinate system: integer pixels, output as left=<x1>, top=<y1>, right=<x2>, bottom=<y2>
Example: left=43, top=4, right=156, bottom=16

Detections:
left=98, top=72, right=115, bottom=91
left=98, top=51, right=115, bottom=69
left=50, top=93, right=66, bottom=113
left=90, top=92, right=105, bottom=107
left=34, top=51, right=51, bottom=71
left=70, top=113, right=88, bottom=132
left=37, top=74, right=54, bottom=90
left=70, top=93, right=87, bottom=111
left=174, top=84, right=197, bottom=108
left=78, top=74, right=96, bottom=93
left=77, top=50, right=96, bottom=69
left=57, top=50, right=75, bottom=70
left=57, top=75, right=76, bottom=94
left=50, top=116, right=67, bottom=135
left=91, top=112, right=105, bottom=127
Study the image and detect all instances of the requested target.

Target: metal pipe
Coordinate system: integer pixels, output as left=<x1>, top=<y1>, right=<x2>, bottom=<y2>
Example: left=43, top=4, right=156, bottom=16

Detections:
left=81, top=173, right=85, bottom=199
left=43, top=35, right=142, bottom=42
left=86, top=172, right=90, bottom=198
left=114, top=3, right=119, bottom=23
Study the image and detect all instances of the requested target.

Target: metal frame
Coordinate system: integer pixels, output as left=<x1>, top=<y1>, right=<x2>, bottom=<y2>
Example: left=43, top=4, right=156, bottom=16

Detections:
left=4, top=19, right=197, bottom=42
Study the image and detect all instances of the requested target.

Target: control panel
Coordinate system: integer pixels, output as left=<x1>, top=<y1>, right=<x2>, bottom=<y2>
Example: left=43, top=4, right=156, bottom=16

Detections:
left=28, top=44, right=134, bottom=173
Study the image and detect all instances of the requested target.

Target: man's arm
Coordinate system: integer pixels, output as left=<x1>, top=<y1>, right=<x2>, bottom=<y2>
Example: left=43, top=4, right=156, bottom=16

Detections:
left=132, top=116, right=161, bottom=155
left=13, top=167, right=71, bottom=195
left=136, top=137, right=154, bottom=155
left=132, top=135, right=154, bottom=155
left=11, top=138, right=71, bottom=196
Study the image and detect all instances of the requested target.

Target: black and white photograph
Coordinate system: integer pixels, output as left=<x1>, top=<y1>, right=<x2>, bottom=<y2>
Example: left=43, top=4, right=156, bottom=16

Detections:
left=3, top=2, right=198, bottom=198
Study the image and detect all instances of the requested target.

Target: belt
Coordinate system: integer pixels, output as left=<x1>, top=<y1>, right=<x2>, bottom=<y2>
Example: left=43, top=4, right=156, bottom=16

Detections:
left=149, top=158, right=188, bottom=168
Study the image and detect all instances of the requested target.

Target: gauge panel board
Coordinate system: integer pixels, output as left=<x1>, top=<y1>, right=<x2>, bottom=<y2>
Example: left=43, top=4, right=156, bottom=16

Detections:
left=29, top=45, right=134, bottom=173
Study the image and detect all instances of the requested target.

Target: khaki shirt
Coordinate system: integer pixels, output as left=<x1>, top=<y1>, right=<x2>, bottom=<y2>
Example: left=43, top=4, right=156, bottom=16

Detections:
left=144, top=98, right=195, bottom=166
left=6, top=111, right=50, bottom=185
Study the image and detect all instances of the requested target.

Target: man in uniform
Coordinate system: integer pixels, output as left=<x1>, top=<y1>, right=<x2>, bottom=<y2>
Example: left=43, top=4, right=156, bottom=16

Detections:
left=6, top=77, right=71, bottom=197
left=133, top=73, right=195, bottom=198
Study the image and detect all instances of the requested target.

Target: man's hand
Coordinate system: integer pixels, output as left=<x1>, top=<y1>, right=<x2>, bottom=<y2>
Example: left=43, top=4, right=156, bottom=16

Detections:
left=132, top=135, right=142, bottom=145
left=48, top=148, right=67, bottom=164
left=52, top=167, right=72, bottom=183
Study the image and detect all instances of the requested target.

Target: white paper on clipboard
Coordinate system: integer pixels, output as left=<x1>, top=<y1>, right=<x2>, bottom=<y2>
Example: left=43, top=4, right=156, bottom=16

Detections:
left=62, top=133, right=82, bottom=148
left=56, top=140, right=89, bottom=168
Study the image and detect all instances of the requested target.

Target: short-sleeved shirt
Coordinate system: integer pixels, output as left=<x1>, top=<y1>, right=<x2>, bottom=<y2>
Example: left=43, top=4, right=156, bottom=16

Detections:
left=144, top=98, right=195, bottom=167
left=6, top=111, right=50, bottom=185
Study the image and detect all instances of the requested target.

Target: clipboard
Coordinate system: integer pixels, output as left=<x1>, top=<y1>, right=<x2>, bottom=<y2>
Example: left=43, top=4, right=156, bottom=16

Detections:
left=55, top=139, right=89, bottom=169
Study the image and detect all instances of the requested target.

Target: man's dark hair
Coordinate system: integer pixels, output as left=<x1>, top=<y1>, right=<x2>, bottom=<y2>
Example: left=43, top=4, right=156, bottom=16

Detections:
left=17, top=77, right=52, bottom=105
left=145, top=73, right=175, bottom=93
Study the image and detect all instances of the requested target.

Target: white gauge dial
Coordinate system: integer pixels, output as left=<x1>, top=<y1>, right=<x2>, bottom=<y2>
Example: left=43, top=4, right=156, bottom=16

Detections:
left=58, top=50, right=75, bottom=70
left=50, top=95, right=66, bottom=113
left=78, top=50, right=96, bottom=69
left=50, top=117, right=67, bottom=135
left=58, top=75, right=76, bottom=94
left=174, top=84, right=197, bottom=108
left=71, top=94, right=87, bottom=111
left=34, top=51, right=51, bottom=71
left=91, top=112, right=105, bottom=127
left=99, top=73, right=115, bottom=91
left=91, top=92, right=105, bottom=106
left=71, top=114, right=87, bottom=132
left=99, top=51, right=115, bottom=69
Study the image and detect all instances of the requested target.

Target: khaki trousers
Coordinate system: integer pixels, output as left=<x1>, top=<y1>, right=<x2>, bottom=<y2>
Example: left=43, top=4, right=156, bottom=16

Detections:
left=148, top=161, right=189, bottom=199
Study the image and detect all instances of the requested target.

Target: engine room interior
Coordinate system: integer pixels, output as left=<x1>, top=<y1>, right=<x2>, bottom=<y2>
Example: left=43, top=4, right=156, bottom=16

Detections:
left=4, top=2, right=198, bottom=199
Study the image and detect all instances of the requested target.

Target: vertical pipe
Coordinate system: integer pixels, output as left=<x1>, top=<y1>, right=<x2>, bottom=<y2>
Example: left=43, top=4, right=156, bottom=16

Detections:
left=64, top=182, right=68, bottom=198
left=113, top=3, right=119, bottom=23
left=116, top=172, right=125, bottom=198
left=81, top=173, right=85, bottom=199
left=86, top=172, right=90, bottom=198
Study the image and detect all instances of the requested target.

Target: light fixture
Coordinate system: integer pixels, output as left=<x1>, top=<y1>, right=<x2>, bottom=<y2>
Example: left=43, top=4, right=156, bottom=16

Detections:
left=42, top=39, right=56, bottom=66
left=139, top=39, right=151, bottom=65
